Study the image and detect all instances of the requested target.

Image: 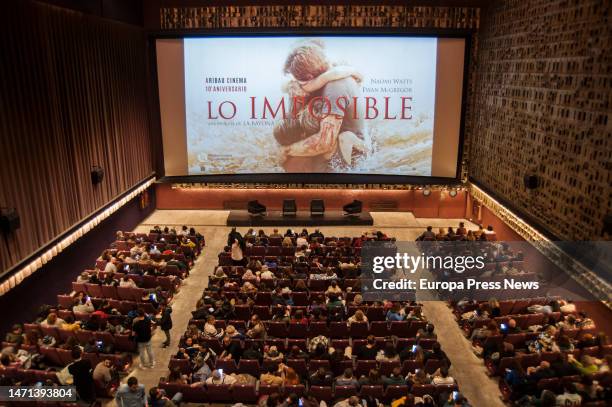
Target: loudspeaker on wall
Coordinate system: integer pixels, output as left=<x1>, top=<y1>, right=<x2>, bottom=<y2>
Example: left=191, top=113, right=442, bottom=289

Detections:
left=523, top=174, right=539, bottom=189
left=0, top=208, right=20, bottom=234
left=91, top=166, right=104, bottom=184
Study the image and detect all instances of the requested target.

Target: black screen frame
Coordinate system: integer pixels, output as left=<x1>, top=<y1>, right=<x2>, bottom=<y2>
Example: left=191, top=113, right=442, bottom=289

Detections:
left=148, top=28, right=472, bottom=185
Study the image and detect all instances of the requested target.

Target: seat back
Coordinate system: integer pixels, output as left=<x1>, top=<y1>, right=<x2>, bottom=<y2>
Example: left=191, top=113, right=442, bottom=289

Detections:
left=369, top=321, right=390, bottom=337
left=288, top=322, right=307, bottom=338
left=206, top=384, right=232, bottom=402
left=39, top=346, right=62, bottom=366
left=412, top=384, right=436, bottom=397
left=266, top=322, right=288, bottom=338
left=309, top=386, right=333, bottom=402
left=349, top=322, right=369, bottom=338
left=282, top=199, right=297, bottom=216
left=215, top=359, right=237, bottom=374
left=56, top=348, right=75, bottom=366
left=384, top=385, right=410, bottom=403
left=360, top=385, right=384, bottom=399
left=308, top=359, right=331, bottom=373
left=237, top=359, right=261, bottom=377
left=310, top=199, right=325, bottom=215
left=329, top=322, right=349, bottom=338
left=286, top=358, right=308, bottom=377
left=85, top=283, right=102, bottom=298
left=283, top=384, right=306, bottom=398
left=379, top=360, right=401, bottom=376
left=169, top=358, right=191, bottom=374
left=57, top=295, right=74, bottom=309
left=334, top=385, right=358, bottom=399
left=231, top=384, right=258, bottom=403
left=355, top=360, right=378, bottom=377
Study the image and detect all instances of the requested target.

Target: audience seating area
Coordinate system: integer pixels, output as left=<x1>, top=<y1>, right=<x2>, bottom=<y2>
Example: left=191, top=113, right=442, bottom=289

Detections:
left=454, top=297, right=611, bottom=406
left=0, top=227, right=204, bottom=400
left=158, top=229, right=466, bottom=406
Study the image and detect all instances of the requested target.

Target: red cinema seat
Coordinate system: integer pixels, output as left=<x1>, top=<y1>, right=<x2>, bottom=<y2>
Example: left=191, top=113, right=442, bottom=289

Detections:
left=334, top=385, right=358, bottom=399
left=231, top=385, right=258, bottom=403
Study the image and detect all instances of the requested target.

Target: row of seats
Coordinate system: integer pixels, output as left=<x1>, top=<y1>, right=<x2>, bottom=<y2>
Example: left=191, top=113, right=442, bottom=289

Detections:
left=462, top=312, right=563, bottom=333
left=191, top=318, right=427, bottom=339
left=19, top=324, right=136, bottom=352
left=114, top=231, right=204, bottom=245
left=500, top=374, right=611, bottom=402
left=456, top=297, right=560, bottom=317
left=200, top=291, right=368, bottom=307
left=490, top=347, right=612, bottom=376
left=69, top=283, right=166, bottom=302
left=476, top=327, right=601, bottom=354
left=158, top=382, right=458, bottom=404
left=37, top=346, right=130, bottom=370
left=57, top=296, right=157, bottom=315
left=75, top=271, right=179, bottom=290
left=243, top=235, right=358, bottom=246
left=184, top=336, right=437, bottom=355
left=171, top=357, right=445, bottom=378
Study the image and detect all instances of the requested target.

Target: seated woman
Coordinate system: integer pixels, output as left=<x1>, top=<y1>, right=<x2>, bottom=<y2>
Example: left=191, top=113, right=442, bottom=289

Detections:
left=282, top=236, right=294, bottom=247
left=241, top=281, right=258, bottom=294
left=325, top=280, right=343, bottom=297
left=203, top=316, right=224, bottom=339
left=347, top=310, right=367, bottom=326
left=376, top=343, right=400, bottom=363
left=246, top=315, right=266, bottom=339
left=264, top=346, right=284, bottom=363
left=386, top=303, right=404, bottom=322
left=407, top=368, right=431, bottom=386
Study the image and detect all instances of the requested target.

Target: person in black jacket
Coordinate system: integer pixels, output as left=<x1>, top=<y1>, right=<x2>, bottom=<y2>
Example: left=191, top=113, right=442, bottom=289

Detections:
left=159, top=305, right=173, bottom=348
left=227, top=227, right=242, bottom=247
left=68, top=348, right=96, bottom=405
left=132, top=310, right=154, bottom=368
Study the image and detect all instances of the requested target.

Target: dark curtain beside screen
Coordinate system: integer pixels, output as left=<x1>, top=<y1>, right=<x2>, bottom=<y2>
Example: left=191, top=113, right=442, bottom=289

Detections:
left=0, top=1, right=153, bottom=274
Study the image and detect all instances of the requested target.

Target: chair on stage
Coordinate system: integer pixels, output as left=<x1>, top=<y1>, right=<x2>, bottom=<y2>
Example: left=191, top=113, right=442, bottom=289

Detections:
left=343, top=200, right=362, bottom=216
left=247, top=200, right=267, bottom=216
left=282, top=199, right=297, bottom=217
left=310, top=199, right=325, bottom=216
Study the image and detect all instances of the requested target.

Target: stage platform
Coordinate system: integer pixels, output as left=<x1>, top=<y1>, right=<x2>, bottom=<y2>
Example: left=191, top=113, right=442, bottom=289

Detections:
left=227, top=210, right=374, bottom=226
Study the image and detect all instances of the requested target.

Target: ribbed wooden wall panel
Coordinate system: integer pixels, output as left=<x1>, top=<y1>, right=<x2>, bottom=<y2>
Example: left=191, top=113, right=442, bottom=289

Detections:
left=0, top=1, right=153, bottom=273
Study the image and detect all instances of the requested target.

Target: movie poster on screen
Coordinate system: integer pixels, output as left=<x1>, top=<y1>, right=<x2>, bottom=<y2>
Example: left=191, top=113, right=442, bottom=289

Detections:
left=184, top=36, right=437, bottom=175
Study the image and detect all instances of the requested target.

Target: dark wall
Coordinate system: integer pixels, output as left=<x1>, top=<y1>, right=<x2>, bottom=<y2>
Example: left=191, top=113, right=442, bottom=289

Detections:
left=0, top=186, right=156, bottom=336
left=467, top=0, right=611, bottom=240
left=35, top=0, right=144, bottom=25
left=0, top=1, right=154, bottom=275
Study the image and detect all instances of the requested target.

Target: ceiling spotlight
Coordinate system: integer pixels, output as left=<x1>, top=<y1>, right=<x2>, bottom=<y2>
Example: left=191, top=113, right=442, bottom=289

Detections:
left=423, top=188, right=431, bottom=197
left=449, top=189, right=458, bottom=198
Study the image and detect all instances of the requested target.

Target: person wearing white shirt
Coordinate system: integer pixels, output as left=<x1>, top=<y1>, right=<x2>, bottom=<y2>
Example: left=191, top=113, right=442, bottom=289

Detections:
left=104, top=260, right=117, bottom=274
left=119, top=277, right=137, bottom=288
left=431, top=367, right=455, bottom=385
left=72, top=298, right=95, bottom=313
left=205, top=370, right=236, bottom=385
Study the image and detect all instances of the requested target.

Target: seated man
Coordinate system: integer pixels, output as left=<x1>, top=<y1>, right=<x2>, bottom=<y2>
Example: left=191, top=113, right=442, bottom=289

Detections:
left=335, top=368, right=359, bottom=387
left=309, top=367, right=333, bottom=386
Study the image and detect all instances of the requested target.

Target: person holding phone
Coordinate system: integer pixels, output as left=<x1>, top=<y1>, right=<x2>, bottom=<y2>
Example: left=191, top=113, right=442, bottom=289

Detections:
left=442, top=391, right=472, bottom=407
left=72, top=296, right=95, bottom=313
